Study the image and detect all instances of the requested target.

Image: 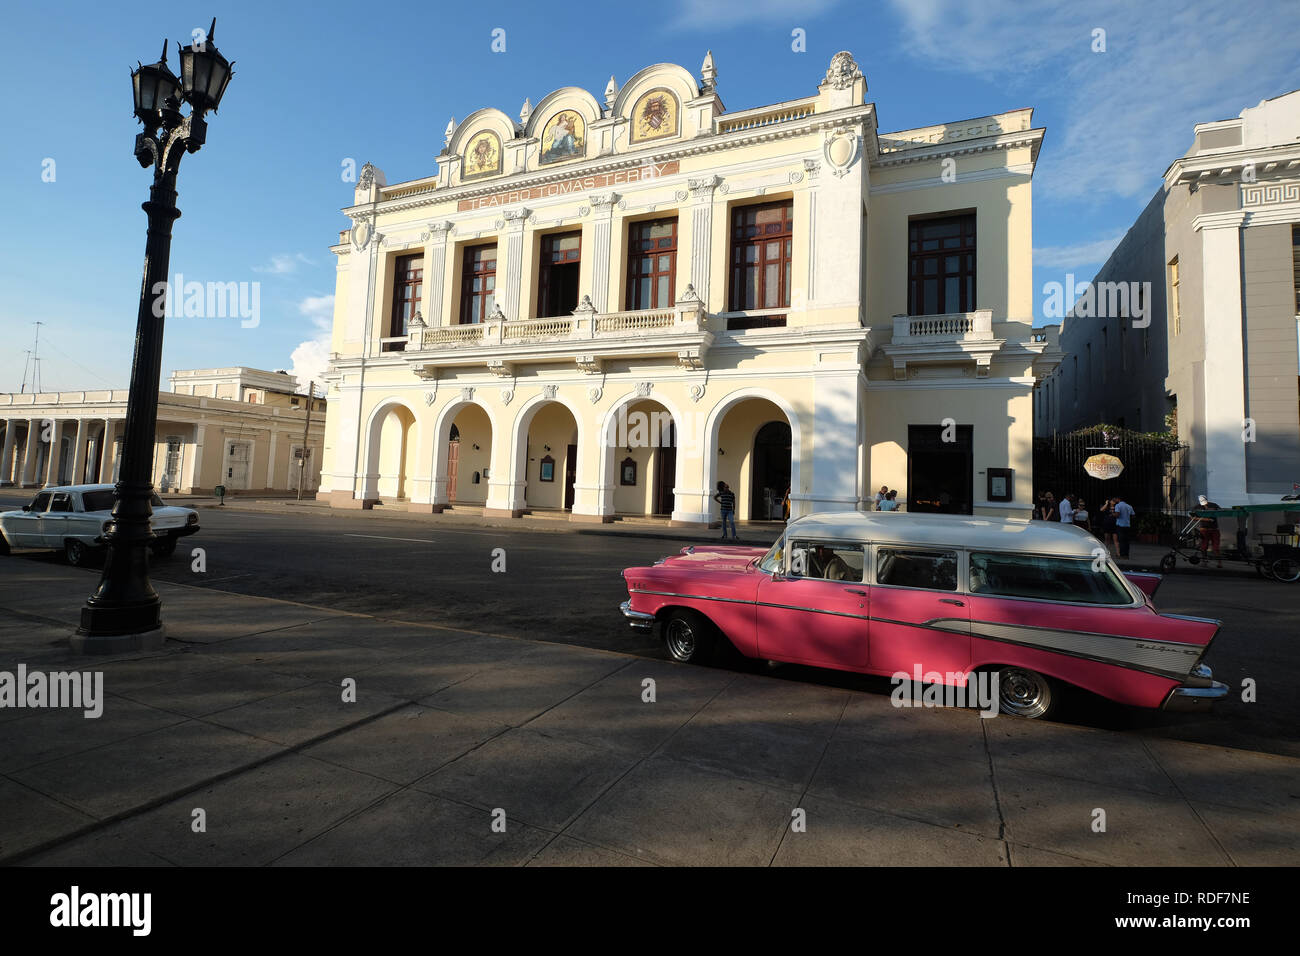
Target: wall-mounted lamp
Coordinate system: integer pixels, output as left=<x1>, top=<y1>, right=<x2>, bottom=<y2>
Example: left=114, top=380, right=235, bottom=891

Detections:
left=544, top=444, right=551, bottom=452
left=718, top=448, right=726, bottom=456
left=472, top=443, right=480, bottom=450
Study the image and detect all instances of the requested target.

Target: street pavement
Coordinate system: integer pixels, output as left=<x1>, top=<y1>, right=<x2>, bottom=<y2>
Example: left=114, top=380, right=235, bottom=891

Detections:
left=0, top=522, right=1298, bottom=865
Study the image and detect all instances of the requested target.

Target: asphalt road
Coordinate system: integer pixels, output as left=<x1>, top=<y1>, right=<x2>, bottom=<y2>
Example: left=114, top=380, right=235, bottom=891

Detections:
left=3, top=490, right=1298, bottom=758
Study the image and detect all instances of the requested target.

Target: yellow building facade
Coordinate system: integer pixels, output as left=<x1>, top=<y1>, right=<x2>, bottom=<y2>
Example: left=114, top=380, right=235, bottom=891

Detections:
left=318, top=51, right=1055, bottom=524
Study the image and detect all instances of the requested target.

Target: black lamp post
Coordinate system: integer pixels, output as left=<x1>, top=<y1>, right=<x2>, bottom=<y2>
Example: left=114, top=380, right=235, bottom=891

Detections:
left=76, top=19, right=233, bottom=652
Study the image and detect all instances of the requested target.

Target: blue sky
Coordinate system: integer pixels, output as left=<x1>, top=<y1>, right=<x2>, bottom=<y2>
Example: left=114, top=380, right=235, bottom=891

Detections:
left=1, top=0, right=1296, bottom=393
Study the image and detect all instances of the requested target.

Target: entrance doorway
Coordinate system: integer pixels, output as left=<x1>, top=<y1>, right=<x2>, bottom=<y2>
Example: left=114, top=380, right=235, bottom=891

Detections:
left=751, top=421, right=792, bottom=520
left=537, top=232, right=581, bottom=318
left=907, top=424, right=973, bottom=514
left=564, top=444, right=577, bottom=510
left=224, top=440, right=251, bottom=490
left=653, top=422, right=677, bottom=516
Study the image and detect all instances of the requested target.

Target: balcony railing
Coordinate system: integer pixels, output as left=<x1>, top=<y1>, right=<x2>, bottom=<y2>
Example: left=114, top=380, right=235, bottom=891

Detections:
left=407, top=300, right=706, bottom=352
left=594, top=308, right=676, bottom=333
left=717, top=100, right=816, bottom=134
left=891, top=310, right=993, bottom=343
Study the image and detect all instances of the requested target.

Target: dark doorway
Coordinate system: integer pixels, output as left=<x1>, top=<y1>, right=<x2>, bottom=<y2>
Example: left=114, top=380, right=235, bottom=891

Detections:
left=751, top=421, right=792, bottom=520
left=564, top=444, right=578, bottom=510
left=907, top=424, right=973, bottom=514
left=653, top=422, right=677, bottom=516
left=538, top=232, right=581, bottom=318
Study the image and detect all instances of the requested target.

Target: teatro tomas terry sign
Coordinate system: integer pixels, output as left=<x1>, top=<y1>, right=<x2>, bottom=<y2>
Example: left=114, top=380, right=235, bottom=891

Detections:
left=457, top=161, right=679, bottom=211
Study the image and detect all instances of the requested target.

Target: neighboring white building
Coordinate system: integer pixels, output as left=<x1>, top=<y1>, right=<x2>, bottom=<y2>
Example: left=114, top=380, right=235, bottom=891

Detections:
left=0, top=367, right=326, bottom=494
left=319, top=51, right=1056, bottom=522
left=1047, top=90, right=1300, bottom=504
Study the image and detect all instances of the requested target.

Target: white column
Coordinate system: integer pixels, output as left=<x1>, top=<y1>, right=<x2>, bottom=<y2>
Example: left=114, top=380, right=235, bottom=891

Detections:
left=70, top=419, right=88, bottom=484
left=0, top=419, right=16, bottom=485
left=187, top=424, right=206, bottom=492
left=424, top=222, right=454, bottom=326
left=44, top=419, right=64, bottom=486
left=262, top=430, right=276, bottom=490
left=688, top=176, right=720, bottom=307
left=588, top=193, right=618, bottom=312
left=1197, top=215, right=1248, bottom=506
left=501, top=207, right=530, bottom=319
left=21, top=419, right=41, bottom=485
left=97, top=419, right=116, bottom=482
left=807, top=372, right=861, bottom=513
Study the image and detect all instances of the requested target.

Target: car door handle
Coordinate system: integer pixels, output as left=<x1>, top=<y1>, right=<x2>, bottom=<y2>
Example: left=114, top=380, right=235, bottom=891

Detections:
left=940, top=598, right=965, bottom=606
left=843, top=588, right=867, bottom=596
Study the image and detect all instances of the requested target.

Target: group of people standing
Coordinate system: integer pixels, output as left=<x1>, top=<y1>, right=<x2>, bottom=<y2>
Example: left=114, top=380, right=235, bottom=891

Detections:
left=872, top=486, right=901, bottom=511
left=1035, top=490, right=1134, bottom=558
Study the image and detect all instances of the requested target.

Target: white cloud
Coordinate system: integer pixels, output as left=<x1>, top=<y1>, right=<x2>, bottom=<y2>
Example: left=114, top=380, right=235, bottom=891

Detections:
left=287, top=294, right=334, bottom=394
left=254, top=252, right=314, bottom=275
left=1033, top=233, right=1124, bottom=270
left=884, top=0, right=1300, bottom=201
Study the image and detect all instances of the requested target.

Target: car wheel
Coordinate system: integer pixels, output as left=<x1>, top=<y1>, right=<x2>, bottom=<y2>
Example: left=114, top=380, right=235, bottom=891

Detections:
left=64, top=539, right=90, bottom=567
left=151, top=536, right=178, bottom=558
left=996, top=667, right=1056, bottom=719
left=1270, top=558, right=1300, bottom=583
left=1158, top=553, right=1176, bottom=573
left=663, top=609, right=715, bottom=665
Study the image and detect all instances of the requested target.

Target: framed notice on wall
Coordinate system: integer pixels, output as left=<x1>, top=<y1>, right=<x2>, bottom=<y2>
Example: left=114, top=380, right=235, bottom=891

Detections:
left=539, top=456, right=555, bottom=482
left=987, top=468, right=1013, bottom=502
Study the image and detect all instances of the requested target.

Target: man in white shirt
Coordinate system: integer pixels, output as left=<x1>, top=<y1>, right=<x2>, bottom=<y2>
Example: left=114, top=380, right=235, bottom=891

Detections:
left=1059, top=495, right=1074, bottom=524
left=1113, top=494, right=1135, bottom=557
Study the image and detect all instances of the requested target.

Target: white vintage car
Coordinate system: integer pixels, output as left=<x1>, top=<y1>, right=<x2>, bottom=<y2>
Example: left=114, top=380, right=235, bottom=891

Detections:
left=0, top=483, right=200, bottom=566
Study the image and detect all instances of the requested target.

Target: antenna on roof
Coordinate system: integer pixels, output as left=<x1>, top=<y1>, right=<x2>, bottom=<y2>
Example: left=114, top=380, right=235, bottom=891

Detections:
left=20, top=322, right=43, bottom=393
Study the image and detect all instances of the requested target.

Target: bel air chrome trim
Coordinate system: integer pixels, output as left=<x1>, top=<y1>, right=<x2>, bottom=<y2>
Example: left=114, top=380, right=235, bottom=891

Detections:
left=620, top=600, right=656, bottom=630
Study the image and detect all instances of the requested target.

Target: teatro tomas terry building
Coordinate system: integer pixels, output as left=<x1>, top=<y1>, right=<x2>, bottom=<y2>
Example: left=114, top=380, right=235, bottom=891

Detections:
left=317, top=51, right=1056, bottom=524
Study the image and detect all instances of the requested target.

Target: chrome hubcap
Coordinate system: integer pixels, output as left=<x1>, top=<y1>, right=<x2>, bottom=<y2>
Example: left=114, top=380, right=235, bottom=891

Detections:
left=666, top=619, right=695, bottom=660
left=999, top=668, right=1049, bottom=717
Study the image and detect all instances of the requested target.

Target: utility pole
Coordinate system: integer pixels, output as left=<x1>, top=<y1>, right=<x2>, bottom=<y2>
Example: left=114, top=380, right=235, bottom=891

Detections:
left=297, top=381, right=314, bottom=500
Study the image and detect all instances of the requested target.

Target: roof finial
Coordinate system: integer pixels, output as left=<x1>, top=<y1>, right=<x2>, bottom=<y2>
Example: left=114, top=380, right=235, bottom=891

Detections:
left=604, top=75, right=619, bottom=112
left=701, top=50, right=717, bottom=91
left=208, top=17, right=217, bottom=43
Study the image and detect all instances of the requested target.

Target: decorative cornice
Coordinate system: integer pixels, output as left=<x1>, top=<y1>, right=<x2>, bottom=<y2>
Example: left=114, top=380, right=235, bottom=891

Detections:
left=352, top=107, right=875, bottom=218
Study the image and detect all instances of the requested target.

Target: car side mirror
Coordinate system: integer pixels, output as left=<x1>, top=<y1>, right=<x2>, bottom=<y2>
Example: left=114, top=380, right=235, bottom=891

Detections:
left=771, top=570, right=784, bottom=582
left=21, top=505, right=30, bottom=512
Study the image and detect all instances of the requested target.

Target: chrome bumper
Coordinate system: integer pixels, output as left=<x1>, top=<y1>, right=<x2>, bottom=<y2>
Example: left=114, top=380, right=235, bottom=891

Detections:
left=620, top=600, right=655, bottom=631
left=1162, top=663, right=1230, bottom=712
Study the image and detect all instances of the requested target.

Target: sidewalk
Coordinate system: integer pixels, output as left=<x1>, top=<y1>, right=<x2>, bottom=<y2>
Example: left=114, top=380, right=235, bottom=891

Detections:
left=1, top=561, right=1296, bottom=866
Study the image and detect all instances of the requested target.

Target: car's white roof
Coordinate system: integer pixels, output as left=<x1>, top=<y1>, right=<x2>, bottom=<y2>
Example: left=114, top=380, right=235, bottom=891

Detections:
left=33, top=484, right=117, bottom=494
left=784, top=511, right=1102, bottom=558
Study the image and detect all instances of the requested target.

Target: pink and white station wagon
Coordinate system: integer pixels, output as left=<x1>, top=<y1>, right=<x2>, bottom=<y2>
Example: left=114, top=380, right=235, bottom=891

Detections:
left=620, top=512, right=1229, bottom=718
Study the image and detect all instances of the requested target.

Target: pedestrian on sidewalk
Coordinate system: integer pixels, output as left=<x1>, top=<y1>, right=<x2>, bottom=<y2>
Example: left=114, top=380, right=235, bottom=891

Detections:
left=1100, top=496, right=1119, bottom=556
left=1073, top=498, right=1091, bottom=533
left=877, top=489, right=900, bottom=512
left=873, top=485, right=889, bottom=510
left=1195, top=494, right=1223, bottom=568
left=1113, top=493, right=1135, bottom=558
left=1059, top=494, right=1075, bottom=524
left=1036, top=491, right=1056, bottom=521
left=713, top=481, right=738, bottom=541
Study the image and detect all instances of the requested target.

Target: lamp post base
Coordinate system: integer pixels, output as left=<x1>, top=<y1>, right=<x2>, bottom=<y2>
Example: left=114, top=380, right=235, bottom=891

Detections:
left=71, top=622, right=166, bottom=656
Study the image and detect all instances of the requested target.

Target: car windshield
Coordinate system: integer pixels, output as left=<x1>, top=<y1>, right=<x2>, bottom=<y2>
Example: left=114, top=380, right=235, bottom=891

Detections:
left=758, top=536, right=785, bottom=573
left=81, top=491, right=116, bottom=512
